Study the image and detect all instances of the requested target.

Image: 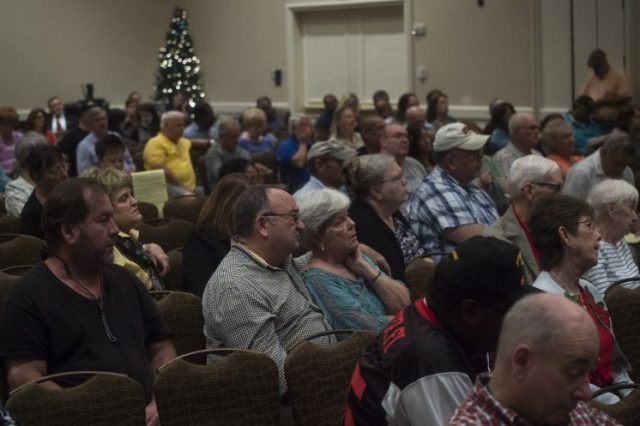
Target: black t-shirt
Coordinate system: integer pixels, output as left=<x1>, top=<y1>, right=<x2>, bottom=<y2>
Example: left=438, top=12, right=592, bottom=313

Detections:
left=19, top=190, right=43, bottom=240
left=0, top=262, right=170, bottom=401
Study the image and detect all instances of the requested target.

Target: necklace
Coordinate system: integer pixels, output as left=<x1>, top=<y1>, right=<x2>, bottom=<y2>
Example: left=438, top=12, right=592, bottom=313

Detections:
left=51, top=254, right=118, bottom=343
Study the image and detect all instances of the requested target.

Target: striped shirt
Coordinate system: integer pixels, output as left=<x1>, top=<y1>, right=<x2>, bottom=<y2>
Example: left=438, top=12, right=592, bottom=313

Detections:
left=583, top=239, right=640, bottom=297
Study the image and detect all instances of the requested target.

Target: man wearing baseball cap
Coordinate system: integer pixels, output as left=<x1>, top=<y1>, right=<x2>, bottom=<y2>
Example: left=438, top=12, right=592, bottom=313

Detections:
left=344, top=236, right=538, bottom=426
left=407, top=122, right=498, bottom=260
left=294, top=140, right=357, bottom=196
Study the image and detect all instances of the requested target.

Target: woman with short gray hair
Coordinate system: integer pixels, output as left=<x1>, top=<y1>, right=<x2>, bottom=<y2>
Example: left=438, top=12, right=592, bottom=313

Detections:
left=296, top=188, right=409, bottom=332
left=541, top=119, right=583, bottom=177
left=583, top=179, right=640, bottom=296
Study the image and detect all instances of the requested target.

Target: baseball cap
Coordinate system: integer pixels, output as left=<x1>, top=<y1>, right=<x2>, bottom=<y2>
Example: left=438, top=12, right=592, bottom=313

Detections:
left=433, top=122, right=490, bottom=152
left=307, top=140, right=358, bottom=162
left=433, top=236, right=539, bottom=312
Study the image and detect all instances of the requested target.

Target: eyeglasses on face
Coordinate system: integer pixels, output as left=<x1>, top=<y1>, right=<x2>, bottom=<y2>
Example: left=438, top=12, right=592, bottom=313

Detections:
left=533, top=181, right=562, bottom=193
left=261, top=211, right=300, bottom=223
left=575, top=219, right=595, bottom=231
left=447, top=150, right=483, bottom=161
left=379, top=172, right=406, bottom=184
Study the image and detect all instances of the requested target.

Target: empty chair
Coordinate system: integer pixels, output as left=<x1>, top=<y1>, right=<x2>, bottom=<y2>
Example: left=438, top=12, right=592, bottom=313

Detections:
left=155, top=349, right=280, bottom=426
left=285, top=330, right=377, bottom=426
left=163, top=196, right=206, bottom=223
left=0, top=215, right=20, bottom=234
left=6, top=371, right=146, bottom=426
left=605, top=280, right=640, bottom=383
left=150, top=291, right=205, bottom=357
left=136, top=218, right=194, bottom=253
left=137, top=201, right=159, bottom=221
left=0, top=234, right=44, bottom=270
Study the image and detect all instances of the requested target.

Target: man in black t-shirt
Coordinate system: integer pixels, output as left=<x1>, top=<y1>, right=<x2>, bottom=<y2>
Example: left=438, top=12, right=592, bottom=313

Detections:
left=0, top=178, right=175, bottom=426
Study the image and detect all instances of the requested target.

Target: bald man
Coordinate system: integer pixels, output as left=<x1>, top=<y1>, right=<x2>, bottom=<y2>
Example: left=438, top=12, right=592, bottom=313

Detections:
left=379, top=123, right=426, bottom=195
left=449, top=293, right=621, bottom=425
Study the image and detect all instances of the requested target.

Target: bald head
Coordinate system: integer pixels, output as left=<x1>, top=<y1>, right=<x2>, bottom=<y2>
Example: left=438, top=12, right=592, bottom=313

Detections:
left=406, top=106, right=426, bottom=128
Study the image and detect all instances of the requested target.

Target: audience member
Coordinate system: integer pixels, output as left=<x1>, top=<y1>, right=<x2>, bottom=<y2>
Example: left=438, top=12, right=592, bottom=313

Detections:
left=256, top=95, right=285, bottom=133
left=183, top=102, right=218, bottom=144
left=166, top=89, right=188, bottom=113
left=129, top=102, right=160, bottom=145
left=345, top=236, right=536, bottom=425
left=563, top=95, right=602, bottom=156
left=408, top=123, right=497, bottom=260
left=484, top=155, right=562, bottom=284
left=20, top=145, right=67, bottom=239
left=581, top=48, right=630, bottom=125
left=405, top=105, right=426, bottom=129
left=330, top=104, right=363, bottom=150
left=4, top=142, right=40, bottom=217
left=483, top=100, right=515, bottom=154
left=583, top=179, right=640, bottom=296
left=95, top=134, right=126, bottom=170
left=530, top=194, right=634, bottom=403
left=202, top=185, right=333, bottom=394
left=393, top=92, right=419, bottom=125
left=76, top=106, right=135, bottom=175
left=218, top=158, right=261, bottom=183
left=122, top=97, right=139, bottom=138
left=618, top=104, right=640, bottom=178
left=448, top=293, right=620, bottom=425
left=493, top=113, right=542, bottom=178
left=144, top=111, right=197, bottom=197
left=82, top=167, right=168, bottom=291
left=0, top=178, right=175, bottom=426
left=297, top=188, right=409, bottom=331
left=425, top=89, right=456, bottom=134
left=57, top=105, right=91, bottom=177
left=407, top=122, right=434, bottom=172
left=379, top=123, right=426, bottom=195
left=563, top=129, right=635, bottom=199
left=24, top=108, right=57, bottom=144
left=315, top=93, right=338, bottom=138
left=182, top=174, right=252, bottom=297
left=277, top=114, right=313, bottom=192
left=238, top=108, right=275, bottom=154
left=346, top=154, right=425, bottom=281
left=0, top=106, right=21, bottom=175
left=541, top=119, right=583, bottom=177
left=46, top=96, right=73, bottom=137
left=204, top=117, right=249, bottom=191
left=294, top=140, right=356, bottom=195
left=372, top=90, right=393, bottom=120
left=357, top=115, right=385, bottom=156
left=0, top=168, right=8, bottom=192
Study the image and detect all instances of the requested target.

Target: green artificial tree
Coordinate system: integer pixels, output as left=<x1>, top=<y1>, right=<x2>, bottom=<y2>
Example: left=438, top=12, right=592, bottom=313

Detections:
left=154, top=7, right=205, bottom=111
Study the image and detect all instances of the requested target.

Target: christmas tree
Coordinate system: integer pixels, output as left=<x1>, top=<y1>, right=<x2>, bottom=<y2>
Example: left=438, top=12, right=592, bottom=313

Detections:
left=154, top=7, right=205, bottom=111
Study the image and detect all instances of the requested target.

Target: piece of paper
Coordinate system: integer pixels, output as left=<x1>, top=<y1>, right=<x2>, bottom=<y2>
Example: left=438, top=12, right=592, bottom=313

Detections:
left=131, top=170, right=168, bottom=217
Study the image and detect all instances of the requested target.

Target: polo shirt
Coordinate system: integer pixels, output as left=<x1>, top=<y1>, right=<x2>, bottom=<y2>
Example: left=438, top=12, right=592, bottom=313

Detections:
left=143, top=132, right=196, bottom=191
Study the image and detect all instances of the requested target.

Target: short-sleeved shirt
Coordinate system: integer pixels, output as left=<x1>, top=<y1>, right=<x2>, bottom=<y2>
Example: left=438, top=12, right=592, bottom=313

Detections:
left=203, top=144, right=251, bottom=190
left=143, top=132, right=196, bottom=191
left=407, top=166, right=498, bottom=260
left=583, top=239, right=640, bottom=297
left=19, top=190, right=44, bottom=239
left=492, top=142, right=542, bottom=179
left=276, top=135, right=311, bottom=192
left=563, top=149, right=635, bottom=200
left=4, top=176, right=34, bottom=217
left=238, top=133, right=275, bottom=154
left=76, top=131, right=135, bottom=175
left=0, top=131, right=21, bottom=174
left=0, top=262, right=170, bottom=402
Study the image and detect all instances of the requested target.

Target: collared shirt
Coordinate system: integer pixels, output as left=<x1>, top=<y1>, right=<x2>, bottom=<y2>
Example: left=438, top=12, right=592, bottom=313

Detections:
left=563, top=149, right=635, bottom=200
left=50, top=114, right=67, bottom=133
left=203, top=143, right=251, bottom=190
left=407, top=166, right=498, bottom=260
left=143, top=132, right=196, bottom=191
left=492, top=142, right=542, bottom=179
left=448, top=374, right=621, bottom=425
left=202, top=241, right=332, bottom=394
left=76, top=131, right=136, bottom=175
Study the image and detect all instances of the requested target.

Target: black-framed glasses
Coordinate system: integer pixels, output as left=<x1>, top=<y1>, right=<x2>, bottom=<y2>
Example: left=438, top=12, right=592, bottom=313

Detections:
left=533, top=181, right=562, bottom=193
left=261, top=211, right=300, bottom=222
left=447, top=150, right=483, bottom=161
left=575, top=219, right=595, bottom=231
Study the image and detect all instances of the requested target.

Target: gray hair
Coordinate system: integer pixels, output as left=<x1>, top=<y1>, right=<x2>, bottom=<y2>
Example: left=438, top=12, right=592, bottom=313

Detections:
left=508, top=155, right=560, bottom=199
left=86, top=106, right=106, bottom=121
left=540, top=120, right=572, bottom=154
left=344, top=154, right=396, bottom=200
left=508, top=112, right=534, bottom=135
left=588, top=178, right=639, bottom=221
left=218, top=117, right=240, bottom=137
left=160, top=110, right=185, bottom=128
left=295, top=188, right=350, bottom=247
left=601, top=129, right=634, bottom=157
left=288, top=113, right=310, bottom=133
left=231, top=185, right=271, bottom=238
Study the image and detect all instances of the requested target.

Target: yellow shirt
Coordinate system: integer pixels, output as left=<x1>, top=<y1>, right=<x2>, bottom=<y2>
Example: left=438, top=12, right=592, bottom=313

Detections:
left=113, top=229, right=154, bottom=290
left=143, top=132, right=196, bottom=190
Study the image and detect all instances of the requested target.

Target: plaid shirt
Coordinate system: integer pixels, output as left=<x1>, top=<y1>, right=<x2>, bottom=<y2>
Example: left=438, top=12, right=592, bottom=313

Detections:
left=407, top=166, right=497, bottom=259
left=202, top=241, right=332, bottom=395
left=492, top=142, right=542, bottom=179
left=448, top=375, right=621, bottom=425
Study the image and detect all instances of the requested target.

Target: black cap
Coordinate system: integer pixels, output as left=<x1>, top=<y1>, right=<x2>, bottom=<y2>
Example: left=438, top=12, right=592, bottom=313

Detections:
left=434, top=236, right=539, bottom=311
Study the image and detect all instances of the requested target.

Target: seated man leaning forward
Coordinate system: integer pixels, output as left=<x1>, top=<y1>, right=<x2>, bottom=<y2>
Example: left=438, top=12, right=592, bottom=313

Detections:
left=408, top=122, right=498, bottom=260
left=448, top=293, right=621, bottom=425
left=344, top=236, right=537, bottom=425
left=0, top=178, right=176, bottom=426
left=202, top=185, right=333, bottom=395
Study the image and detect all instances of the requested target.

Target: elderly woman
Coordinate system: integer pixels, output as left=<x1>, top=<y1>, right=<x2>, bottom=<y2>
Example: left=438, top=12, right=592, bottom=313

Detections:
left=582, top=179, right=639, bottom=296
left=238, top=108, right=276, bottom=154
left=541, top=119, right=583, bottom=177
left=182, top=173, right=252, bottom=297
left=345, top=154, right=425, bottom=281
left=82, top=167, right=168, bottom=290
left=530, top=194, right=633, bottom=402
left=24, top=108, right=57, bottom=144
left=296, top=188, right=410, bottom=332
left=330, top=104, right=363, bottom=150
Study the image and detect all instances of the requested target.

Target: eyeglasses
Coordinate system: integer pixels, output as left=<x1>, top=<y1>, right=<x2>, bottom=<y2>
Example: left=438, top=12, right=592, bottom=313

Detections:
left=533, top=181, right=562, bottom=193
left=261, top=211, right=300, bottom=223
left=447, top=150, right=483, bottom=161
left=379, top=172, right=406, bottom=184
left=575, top=219, right=595, bottom=231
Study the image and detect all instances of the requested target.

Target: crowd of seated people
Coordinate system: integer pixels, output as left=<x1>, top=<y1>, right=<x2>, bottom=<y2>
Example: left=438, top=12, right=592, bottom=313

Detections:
left=1, top=46, right=640, bottom=425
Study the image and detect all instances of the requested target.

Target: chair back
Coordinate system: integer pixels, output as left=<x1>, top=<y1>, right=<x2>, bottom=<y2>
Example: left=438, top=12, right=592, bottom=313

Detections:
left=155, top=349, right=280, bottom=426
left=6, top=371, right=145, bottom=426
left=150, top=291, right=205, bottom=357
left=591, top=384, right=640, bottom=425
left=163, top=196, right=206, bottom=223
left=285, top=330, right=377, bottom=426
left=0, top=215, right=20, bottom=234
left=137, top=201, right=159, bottom=221
left=163, top=248, right=184, bottom=291
left=404, top=257, right=437, bottom=300
left=0, top=234, right=44, bottom=270
left=252, top=152, right=278, bottom=183
left=605, top=280, right=640, bottom=383
left=136, top=218, right=195, bottom=253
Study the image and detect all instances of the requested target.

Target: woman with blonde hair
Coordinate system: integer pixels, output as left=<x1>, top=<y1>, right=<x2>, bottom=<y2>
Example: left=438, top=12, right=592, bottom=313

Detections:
left=238, top=108, right=276, bottom=154
left=330, top=103, right=363, bottom=150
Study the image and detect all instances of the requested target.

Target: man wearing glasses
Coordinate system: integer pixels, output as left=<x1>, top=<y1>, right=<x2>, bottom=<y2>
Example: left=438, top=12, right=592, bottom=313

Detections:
left=492, top=113, right=542, bottom=179
left=484, top=155, right=563, bottom=285
left=407, top=123, right=498, bottom=260
left=379, top=123, right=427, bottom=196
left=294, top=140, right=357, bottom=196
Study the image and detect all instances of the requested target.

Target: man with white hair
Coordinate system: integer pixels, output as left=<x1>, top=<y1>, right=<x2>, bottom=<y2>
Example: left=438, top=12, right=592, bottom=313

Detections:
left=484, top=155, right=562, bottom=284
left=493, top=113, right=542, bottom=178
left=449, top=293, right=620, bottom=425
left=144, top=111, right=200, bottom=197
